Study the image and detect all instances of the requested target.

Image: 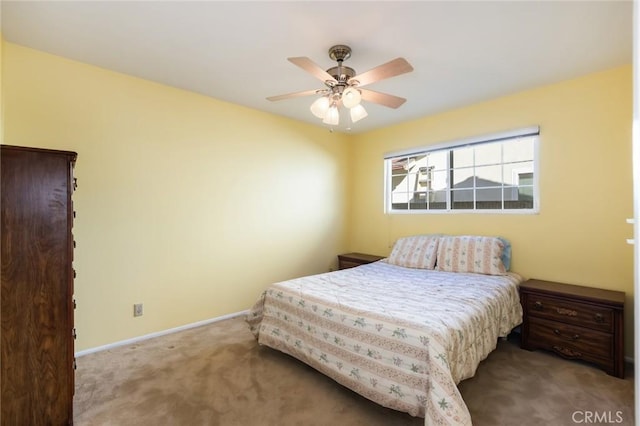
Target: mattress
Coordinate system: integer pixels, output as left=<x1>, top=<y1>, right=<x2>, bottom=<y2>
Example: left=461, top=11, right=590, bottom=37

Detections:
left=247, top=260, right=523, bottom=425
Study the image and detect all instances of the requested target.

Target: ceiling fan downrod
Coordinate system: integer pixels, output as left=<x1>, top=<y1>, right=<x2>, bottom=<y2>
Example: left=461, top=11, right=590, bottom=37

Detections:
left=326, top=45, right=357, bottom=88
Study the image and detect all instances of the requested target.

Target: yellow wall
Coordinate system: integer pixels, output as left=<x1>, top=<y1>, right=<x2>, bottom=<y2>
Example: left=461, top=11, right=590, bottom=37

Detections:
left=2, top=42, right=350, bottom=351
left=2, top=40, right=634, bottom=357
left=350, top=65, right=634, bottom=356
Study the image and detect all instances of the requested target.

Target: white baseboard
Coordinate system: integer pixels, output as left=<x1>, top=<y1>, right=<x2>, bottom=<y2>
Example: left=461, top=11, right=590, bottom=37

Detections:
left=75, top=311, right=636, bottom=369
left=74, top=310, right=249, bottom=358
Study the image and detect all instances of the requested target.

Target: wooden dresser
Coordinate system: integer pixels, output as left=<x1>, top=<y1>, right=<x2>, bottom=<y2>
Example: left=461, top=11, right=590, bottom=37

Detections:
left=519, top=279, right=625, bottom=378
left=337, top=252, right=385, bottom=270
left=1, top=145, right=78, bottom=424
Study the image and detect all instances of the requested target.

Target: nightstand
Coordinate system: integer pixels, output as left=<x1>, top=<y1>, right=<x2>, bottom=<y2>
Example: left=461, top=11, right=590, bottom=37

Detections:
left=337, top=252, right=385, bottom=270
left=519, top=279, right=625, bottom=378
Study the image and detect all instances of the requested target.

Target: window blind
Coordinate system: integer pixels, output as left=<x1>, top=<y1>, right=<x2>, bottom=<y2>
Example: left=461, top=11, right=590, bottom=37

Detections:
left=383, top=126, right=540, bottom=160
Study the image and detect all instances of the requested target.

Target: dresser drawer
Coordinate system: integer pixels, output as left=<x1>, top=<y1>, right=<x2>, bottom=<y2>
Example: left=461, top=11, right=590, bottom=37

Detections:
left=525, top=294, right=614, bottom=332
left=520, top=279, right=625, bottom=378
left=528, top=317, right=613, bottom=360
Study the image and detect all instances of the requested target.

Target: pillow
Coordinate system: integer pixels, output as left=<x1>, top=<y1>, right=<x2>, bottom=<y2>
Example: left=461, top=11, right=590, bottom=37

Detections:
left=387, top=235, right=440, bottom=269
left=497, top=237, right=512, bottom=271
left=435, top=235, right=507, bottom=275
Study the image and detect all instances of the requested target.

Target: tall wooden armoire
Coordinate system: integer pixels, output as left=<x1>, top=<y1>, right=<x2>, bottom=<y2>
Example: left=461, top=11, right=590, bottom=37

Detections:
left=1, top=145, right=77, bottom=425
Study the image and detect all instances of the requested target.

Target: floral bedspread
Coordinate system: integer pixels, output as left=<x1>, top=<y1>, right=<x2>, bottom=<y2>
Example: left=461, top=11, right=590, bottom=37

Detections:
left=246, top=260, right=523, bottom=425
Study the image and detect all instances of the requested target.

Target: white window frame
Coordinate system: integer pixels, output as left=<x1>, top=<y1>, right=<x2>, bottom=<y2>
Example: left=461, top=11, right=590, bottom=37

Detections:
left=384, top=126, right=540, bottom=214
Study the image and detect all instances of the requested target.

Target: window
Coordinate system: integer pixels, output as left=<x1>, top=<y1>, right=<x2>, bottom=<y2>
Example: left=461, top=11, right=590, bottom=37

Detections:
left=384, top=127, right=539, bottom=213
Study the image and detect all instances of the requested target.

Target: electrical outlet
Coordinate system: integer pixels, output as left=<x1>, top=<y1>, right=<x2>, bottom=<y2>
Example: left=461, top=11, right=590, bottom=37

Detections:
left=133, top=303, right=143, bottom=317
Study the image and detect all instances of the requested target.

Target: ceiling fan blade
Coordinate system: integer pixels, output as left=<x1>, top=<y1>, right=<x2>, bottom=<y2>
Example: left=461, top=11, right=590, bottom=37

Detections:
left=266, top=89, right=322, bottom=102
left=288, top=57, right=337, bottom=83
left=360, top=89, right=406, bottom=109
left=350, top=58, right=413, bottom=87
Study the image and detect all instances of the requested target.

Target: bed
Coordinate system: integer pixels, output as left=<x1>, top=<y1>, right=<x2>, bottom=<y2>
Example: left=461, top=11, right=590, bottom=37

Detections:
left=246, top=235, right=523, bottom=425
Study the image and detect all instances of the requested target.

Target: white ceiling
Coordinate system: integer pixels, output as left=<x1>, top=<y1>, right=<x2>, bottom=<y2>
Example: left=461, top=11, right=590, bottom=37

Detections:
left=1, top=1, right=633, bottom=134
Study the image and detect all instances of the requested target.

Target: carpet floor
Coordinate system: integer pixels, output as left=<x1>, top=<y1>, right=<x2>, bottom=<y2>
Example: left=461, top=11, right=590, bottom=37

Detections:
left=74, top=316, right=634, bottom=425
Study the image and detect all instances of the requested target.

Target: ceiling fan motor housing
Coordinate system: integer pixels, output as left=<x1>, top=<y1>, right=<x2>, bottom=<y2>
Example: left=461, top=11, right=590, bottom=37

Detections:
left=326, top=66, right=356, bottom=82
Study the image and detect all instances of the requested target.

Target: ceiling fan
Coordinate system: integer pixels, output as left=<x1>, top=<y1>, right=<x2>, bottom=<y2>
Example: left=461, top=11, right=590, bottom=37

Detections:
left=267, top=44, right=414, bottom=127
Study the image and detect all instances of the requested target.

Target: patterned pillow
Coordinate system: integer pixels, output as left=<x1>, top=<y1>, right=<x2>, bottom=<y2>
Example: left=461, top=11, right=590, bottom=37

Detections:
left=387, top=235, right=440, bottom=269
left=435, top=236, right=507, bottom=275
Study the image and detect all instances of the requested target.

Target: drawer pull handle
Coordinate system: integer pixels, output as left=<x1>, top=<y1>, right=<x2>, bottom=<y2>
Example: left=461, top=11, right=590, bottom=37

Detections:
left=533, top=301, right=543, bottom=311
left=594, top=313, right=605, bottom=323
left=555, top=307, right=577, bottom=317
left=552, top=345, right=583, bottom=359
left=553, top=329, right=580, bottom=341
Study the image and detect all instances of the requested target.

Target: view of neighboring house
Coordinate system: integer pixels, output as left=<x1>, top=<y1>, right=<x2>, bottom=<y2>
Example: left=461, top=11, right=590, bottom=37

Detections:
left=389, top=135, right=535, bottom=211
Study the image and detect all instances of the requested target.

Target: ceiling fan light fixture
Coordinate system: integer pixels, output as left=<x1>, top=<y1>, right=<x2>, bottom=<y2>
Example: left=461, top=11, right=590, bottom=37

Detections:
left=322, top=104, right=340, bottom=125
left=350, top=104, right=368, bottom=123
left=342, top=87, right=362, bottom=108
left=310, top=96, right=330, bottom=118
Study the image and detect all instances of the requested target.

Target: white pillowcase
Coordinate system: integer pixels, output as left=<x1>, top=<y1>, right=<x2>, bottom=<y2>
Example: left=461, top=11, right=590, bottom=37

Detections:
left=435, top=235, right=507, bottom=275
left=387, top=235, right=440, bottom=269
